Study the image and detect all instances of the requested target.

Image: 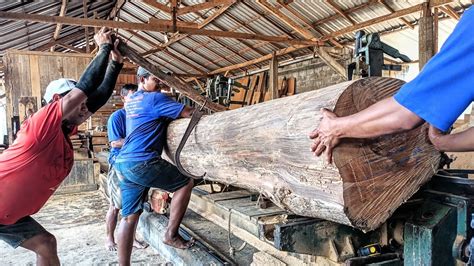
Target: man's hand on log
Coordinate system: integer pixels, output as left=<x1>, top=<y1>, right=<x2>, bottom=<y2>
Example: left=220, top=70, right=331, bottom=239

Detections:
left=309, top=108, right=341, bottom=164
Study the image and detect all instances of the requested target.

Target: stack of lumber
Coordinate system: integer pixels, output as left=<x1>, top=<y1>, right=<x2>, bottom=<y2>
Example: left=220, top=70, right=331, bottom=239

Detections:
left=165, top=77, right=441, bottom=232
left=229, top=73, right=296, bottom=110
left=91, top=131, right=109, bottom=154
left=70, top=133, right=89, bottom=159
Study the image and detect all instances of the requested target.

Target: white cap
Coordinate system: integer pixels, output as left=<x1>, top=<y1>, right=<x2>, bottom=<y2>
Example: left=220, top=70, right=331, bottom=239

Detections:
left=43, top=78, right=77, bottom=103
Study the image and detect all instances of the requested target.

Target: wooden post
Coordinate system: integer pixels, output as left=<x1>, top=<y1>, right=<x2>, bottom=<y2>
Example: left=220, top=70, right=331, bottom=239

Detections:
left=419, top=3, right=434, bottom=70
left=433, top=7, right=439, bottom=54
left=269, top=52, right=278, bottom=100
left=83, top=0, right=90, bottom=53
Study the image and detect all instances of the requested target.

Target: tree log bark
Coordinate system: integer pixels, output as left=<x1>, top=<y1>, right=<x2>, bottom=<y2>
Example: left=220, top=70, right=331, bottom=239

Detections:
left=165, top=77, right=440, bottom=231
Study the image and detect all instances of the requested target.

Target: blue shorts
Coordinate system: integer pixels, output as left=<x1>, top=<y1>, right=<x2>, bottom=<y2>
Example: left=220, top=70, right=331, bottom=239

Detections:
left=115, top=158, right=190, bottom=217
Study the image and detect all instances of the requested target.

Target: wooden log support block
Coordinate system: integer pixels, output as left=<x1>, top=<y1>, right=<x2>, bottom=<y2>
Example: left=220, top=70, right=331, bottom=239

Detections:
left=166, top=77, right=440, bottom=231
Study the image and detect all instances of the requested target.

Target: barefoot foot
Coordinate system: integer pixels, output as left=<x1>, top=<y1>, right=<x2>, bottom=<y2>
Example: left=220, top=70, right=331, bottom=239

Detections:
left=105, top=239, right=117, bottom=251
left=133, top=239, right=149, bottom=249
left=163, top=235, right=194, bottom=249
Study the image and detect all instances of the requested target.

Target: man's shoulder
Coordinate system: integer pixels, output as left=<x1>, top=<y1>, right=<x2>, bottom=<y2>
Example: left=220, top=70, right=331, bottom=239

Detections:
left=108, top=108, right=125, bottom=121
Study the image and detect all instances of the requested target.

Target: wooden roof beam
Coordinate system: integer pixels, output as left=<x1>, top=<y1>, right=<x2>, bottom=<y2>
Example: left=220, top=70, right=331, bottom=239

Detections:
left=161, top=49, right=209, bottom=75
left=379, top=0, right=414, bottom=29
left=208, top=45, right=311, bottom=75
left=142, top=0, right=236, bottom=57
left=256, top=0, right=318, bottom=41
left=50, top=0, right=68, bottom=52
left=177, top=0, right=234, bottom=16
left=314, top=0, right=377, bottom=26
left=321, top=0, right=454, bottom=41
left=325, top=0, right=356, bottom=25
left=34, top=30, right=87, bottom=51
left=256, top=0, right=346, bottom=79
left=142, top=0, right=172, bottom=14
left=0, top=11, right=319, bottom=46
left=439, top=5, right=460, bottom=20
left=108, top=0, right=126, bottom=20
left=57, top=43, right=86, bottom=53
left=276, top=1, right=343, bottom=48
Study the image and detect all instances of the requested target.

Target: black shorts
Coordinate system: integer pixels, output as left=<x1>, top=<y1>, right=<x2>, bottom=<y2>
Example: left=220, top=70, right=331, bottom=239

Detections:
left=0, top=216, right=47, bottom=248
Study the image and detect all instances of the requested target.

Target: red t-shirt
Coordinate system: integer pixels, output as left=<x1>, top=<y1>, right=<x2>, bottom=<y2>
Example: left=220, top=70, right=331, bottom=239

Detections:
left=0, top=99, right=76, bottom=225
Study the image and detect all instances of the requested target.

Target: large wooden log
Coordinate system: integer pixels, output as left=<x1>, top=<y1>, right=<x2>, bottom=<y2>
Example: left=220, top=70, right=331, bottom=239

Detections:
left=165, top=77, right=440, bottom=231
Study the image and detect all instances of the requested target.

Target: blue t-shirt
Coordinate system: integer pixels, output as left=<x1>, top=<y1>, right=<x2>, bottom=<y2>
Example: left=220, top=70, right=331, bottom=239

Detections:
left=394, top=7, right=474, bottom=132
left=115, top=89, right=184, bottom=162
left=107, top=108, right=126, bottom=165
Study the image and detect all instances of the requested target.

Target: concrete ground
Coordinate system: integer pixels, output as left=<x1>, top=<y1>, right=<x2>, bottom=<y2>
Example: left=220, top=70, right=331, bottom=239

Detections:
left=0, top=190, right=167, bottom=265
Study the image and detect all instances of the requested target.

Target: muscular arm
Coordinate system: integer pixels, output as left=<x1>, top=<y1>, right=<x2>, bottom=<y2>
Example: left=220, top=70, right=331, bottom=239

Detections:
left=330, top=97, right=423, bottom=139
left=429, top=125, right=474, bottom=152
left=86, top=59, right=123, bottom=113
left=309, top=97, right=424, bottom=163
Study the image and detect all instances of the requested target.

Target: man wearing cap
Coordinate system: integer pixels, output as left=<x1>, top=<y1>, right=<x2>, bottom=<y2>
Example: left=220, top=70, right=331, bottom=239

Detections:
left=104, top=83, right=148, bottom=251
left=114, top=67, right=194, bottom=264
left=0, top=27, right=123, bottom=265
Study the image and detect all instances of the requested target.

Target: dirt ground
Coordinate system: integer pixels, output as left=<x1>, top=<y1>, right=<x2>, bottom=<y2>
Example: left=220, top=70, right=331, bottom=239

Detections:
left=0, top=190, right=167, bottom=265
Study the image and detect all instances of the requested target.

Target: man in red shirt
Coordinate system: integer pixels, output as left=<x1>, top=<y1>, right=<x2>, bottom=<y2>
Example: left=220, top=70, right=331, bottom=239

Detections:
left=0, top=27, right=123, bottom=265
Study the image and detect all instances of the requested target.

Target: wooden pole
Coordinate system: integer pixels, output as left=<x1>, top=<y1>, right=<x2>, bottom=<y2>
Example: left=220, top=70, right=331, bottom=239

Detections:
left=419, top=3, right=435, bottom=70
left=164, top=77, right=440, bottom=231
left=269, top=52, right=278, bottom=100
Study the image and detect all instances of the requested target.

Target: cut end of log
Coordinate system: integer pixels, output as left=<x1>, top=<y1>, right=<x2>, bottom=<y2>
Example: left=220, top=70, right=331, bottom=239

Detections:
left=333, top=77, right=440, bottom=231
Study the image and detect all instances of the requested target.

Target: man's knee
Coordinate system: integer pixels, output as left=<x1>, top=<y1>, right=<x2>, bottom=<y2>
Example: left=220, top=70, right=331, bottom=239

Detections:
left=31, top=232, right=57, bottom=257
left=121, top=213, right=141, bottom=225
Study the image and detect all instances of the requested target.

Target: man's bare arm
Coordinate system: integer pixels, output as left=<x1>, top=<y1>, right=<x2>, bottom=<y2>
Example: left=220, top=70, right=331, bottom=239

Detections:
left=309, top=97, right=424, bottom=163
left=429, top=125, right=474, bottom=152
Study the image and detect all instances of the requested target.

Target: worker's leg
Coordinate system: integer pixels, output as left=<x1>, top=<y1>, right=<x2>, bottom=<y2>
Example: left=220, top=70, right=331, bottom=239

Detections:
left=115, top=161, right=151, bottom=265
left=163, top=178, right=194, bottom=249
left=21, top=232, right=59, bottom=266
left=105, top=204, right=120, bottom=251
left=0, top=216, right=59, bottom=266
left=105, top=165, right=122, bottom=251
left=117, top=212, right=141, bottom=265
left=143, top=158, right=194, bottom=249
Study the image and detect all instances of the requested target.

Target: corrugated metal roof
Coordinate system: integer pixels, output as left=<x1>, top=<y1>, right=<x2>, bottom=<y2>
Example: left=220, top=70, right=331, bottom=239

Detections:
left=0, top=0, right=473, bottom=79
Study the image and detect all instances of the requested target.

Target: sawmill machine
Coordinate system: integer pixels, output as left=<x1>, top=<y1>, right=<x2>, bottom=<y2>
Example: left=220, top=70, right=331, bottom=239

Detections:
left=347, top=30, right=412, bottom=80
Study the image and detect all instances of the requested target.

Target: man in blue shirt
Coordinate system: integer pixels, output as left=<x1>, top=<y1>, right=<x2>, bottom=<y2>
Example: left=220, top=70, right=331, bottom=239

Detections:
left=105, top=83, right=149, bottom=251
left=310, top=7, right=474, bottom=162
left=115, top=67, right=194, bottom=264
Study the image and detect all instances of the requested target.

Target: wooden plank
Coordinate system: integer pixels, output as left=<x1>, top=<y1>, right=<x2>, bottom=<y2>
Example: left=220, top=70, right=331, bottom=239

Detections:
left=205, top=190, right=256, bottom=202
left=269, top=52, right=278, bottom=100
left=29, top=55, right=42, bottom=108
left=325, top=0, right=356, bottom=25
left=165, top=77, right=440, bottom=231
left=148, top=18, right=199, bottom=28
left=379, top=0, right=414, bottom=29
left=83, top=0, right=90, bottom=53
left=209, top=45, right=310, bottom=75
left=142, top=0, right=172, bottom=14
left=51, top=0, right=68, bottom=52
left=321, top=1, right=453, bottom=41
left=245, top=74, right=259, bottom=106
left=0, top=11, right=318, bottom=46
left=286, top=77, right=295, bottom=95
left=177, top=0, right=234, bottom=15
